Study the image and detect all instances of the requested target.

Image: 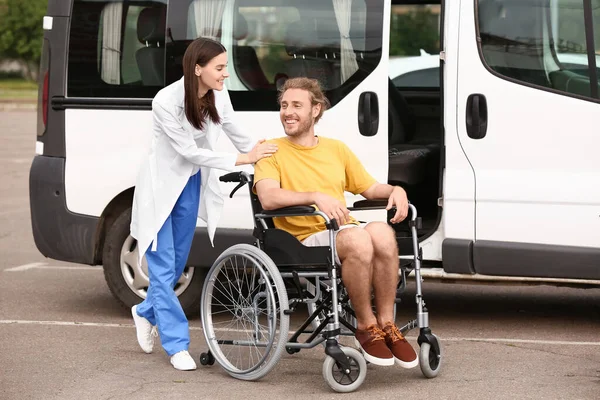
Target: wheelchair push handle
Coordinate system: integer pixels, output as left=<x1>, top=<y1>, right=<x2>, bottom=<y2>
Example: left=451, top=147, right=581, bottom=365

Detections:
left=220, top=171, right=252, bottom=198
left=219, top=171, right=251, bottom=183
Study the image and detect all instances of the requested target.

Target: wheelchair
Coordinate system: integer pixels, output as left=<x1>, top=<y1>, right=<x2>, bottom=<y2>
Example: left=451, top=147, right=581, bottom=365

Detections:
left=199, top=171, right=442, bottom=392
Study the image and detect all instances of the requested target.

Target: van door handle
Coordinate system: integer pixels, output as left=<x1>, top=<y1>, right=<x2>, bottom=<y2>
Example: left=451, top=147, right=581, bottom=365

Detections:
left=466, top=94, right=488, bottom=139
left=358, top=91, right=379, bottom=137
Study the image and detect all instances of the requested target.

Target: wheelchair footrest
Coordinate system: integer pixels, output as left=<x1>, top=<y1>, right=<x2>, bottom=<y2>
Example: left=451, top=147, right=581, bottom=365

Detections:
left=284, top=299, right=301, bottom=315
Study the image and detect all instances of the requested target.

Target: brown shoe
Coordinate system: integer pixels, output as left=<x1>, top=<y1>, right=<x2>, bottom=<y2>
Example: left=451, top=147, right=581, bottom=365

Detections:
left=382, top=322, right=418, bottom=369
left=354, top=324, right=394, bottom=366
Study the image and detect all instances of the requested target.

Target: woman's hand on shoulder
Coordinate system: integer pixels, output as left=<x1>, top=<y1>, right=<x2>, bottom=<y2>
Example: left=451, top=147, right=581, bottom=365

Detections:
left=235, top=139, right=278, bottom=166
left=248, top=139, right=278, bottom=163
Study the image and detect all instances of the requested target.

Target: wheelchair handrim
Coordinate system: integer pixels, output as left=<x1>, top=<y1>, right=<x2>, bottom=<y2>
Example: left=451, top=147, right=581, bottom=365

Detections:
left=202, top=251, right=278, bottom=375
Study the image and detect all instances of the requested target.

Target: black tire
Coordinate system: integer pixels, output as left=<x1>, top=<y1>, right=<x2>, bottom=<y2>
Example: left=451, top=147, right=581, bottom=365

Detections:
left=199, top=352, right=215, bottom=366
left=102, top=207, right=206, bottom=317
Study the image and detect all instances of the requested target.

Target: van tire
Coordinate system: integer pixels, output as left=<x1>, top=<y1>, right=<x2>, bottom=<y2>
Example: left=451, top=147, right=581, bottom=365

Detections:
left=102, top=207, right=205, bottom=317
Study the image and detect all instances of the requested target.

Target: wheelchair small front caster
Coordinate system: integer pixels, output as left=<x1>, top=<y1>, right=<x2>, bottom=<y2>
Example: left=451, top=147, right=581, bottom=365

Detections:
left=419, top=334, right=442, bottom=378
left=322, top=347, right=366, bottom=393
left=199, top=351, right=215, bottom=366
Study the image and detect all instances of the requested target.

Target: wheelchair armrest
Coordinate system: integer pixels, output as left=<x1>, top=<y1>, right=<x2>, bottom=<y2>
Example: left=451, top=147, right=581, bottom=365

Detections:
left=350, top=200, right=420, bottom=226
left=256, top=206, right=339, bottom=230
left=348, top=199, right=389, bottom=211
left=259, top=206, right=316, bottom=217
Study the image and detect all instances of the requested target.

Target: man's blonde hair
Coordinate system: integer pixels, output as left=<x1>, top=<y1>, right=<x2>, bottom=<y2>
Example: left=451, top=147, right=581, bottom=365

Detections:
left=278, top=77, right=331, bottom=123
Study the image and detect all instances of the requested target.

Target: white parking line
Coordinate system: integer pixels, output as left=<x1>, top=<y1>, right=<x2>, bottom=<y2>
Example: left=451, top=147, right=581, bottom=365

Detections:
left=439, top=337, right=600, bottom=346
left=5, top=158, right=31, bottom=164
left=0, top=320, right=133, bottom=328
left=0, top=319, right=216, bottom=332
left=1, top=319, right=599, bottom=347
left=5, top=263, right=100, bottom=272
left=5, top=262, right=47, bottom=271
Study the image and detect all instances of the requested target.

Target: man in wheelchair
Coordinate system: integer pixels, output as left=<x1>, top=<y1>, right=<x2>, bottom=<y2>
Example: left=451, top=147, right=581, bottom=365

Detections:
left=253, top=77, right=418, bottom=369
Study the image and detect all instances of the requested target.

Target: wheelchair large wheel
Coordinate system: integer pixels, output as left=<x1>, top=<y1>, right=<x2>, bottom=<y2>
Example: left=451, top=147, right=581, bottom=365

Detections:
left=322, top=347, right=367, bottom=393
left=201, top=244, right=289, bottom=381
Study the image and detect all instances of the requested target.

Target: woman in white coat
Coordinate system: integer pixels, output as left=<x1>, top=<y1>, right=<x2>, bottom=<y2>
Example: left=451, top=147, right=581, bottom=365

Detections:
left=129, top=38, right=277, bottom=371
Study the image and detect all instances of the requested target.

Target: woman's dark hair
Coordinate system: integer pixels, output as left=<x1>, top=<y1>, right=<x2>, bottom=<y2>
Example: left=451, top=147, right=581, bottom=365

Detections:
left=182, top=37, right=226, bottom=130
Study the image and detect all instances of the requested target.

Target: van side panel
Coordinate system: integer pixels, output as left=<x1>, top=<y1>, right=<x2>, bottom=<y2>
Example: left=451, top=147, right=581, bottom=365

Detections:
left=457, top=1, right=600, bottom=248
left=64, top=109, right=153, bottom=216
left=455, top=0, right=600, bottom=279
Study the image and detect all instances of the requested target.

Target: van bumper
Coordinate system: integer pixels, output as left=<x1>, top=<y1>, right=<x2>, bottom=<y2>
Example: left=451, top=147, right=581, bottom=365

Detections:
left=29, top=155, right=99, bottom=265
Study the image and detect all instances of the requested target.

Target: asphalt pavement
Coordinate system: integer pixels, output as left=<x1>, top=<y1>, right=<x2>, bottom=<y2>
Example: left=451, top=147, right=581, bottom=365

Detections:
left=1, top=110, right=599, bottom=400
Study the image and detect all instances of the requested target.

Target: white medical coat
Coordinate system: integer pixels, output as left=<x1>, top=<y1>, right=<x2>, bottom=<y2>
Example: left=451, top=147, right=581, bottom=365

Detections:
left=130, top=77, right=256, bottom=264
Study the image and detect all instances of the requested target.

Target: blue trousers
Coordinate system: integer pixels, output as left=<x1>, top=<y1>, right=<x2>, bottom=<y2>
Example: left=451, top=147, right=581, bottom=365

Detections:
left=136, top=171, right=200, bottom=356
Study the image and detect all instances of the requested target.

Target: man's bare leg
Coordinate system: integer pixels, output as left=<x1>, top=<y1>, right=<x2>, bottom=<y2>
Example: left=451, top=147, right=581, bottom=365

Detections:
left=364, top=223, right=418, bottom=368
left=364, top=222, right=399, bottom=327
left=336, top=228, right=377, bottom=330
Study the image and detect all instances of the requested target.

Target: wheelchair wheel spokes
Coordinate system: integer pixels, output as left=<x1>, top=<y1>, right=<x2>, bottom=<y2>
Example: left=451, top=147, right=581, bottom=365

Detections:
left=206, top=257, right=274, bottom=372
left=201, top=244, right=289, bottom=381
left=332, top=356, right=361, bottom=385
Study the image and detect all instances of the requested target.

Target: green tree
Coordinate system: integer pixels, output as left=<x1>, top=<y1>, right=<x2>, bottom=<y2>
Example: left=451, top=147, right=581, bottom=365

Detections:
left=390, top=8, right=439, bottom=57
left=0, top=0, right=47, bottom=80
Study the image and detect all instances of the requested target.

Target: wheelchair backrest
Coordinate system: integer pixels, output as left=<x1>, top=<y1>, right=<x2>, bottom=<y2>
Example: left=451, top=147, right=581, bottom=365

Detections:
left=247, top=174, right=276, bottom=230
left=245, top=174, right=332, bottom=267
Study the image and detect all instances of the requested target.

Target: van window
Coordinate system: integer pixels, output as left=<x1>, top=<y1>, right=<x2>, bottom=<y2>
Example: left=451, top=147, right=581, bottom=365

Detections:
left=478, top=0, right=600, bottom=100
left=389, top=4, right=441, bottom=89
left=165, top=0, right=384, bottom=111
left=232, top=6, right=302, bottom=89
left=68, top=0, right=167, bottom=98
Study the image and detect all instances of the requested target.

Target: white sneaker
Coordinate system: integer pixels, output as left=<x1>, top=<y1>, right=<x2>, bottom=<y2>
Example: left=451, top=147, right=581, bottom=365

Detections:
left=170, top=350, right=197, bottom=371
left=131, top=305, right=156, bottom=354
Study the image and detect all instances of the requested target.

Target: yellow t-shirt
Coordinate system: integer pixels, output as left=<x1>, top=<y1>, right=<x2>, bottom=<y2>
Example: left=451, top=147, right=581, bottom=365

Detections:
left=253, top=136, right=377, bottom=241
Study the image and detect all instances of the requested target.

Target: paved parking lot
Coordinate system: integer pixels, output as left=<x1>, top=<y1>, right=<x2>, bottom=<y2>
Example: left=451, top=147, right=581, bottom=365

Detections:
left=1, top=110, right=600, bottom=400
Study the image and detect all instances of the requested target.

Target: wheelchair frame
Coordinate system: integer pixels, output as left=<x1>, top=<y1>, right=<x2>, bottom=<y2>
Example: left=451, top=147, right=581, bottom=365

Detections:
left=199, top=171, right=442, bottom=392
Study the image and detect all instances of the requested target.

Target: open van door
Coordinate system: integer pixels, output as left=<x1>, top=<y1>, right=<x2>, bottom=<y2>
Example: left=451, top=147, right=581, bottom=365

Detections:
left=166, top=0, right=392, bottom=229
left=456, top=0, right=600, bottom=279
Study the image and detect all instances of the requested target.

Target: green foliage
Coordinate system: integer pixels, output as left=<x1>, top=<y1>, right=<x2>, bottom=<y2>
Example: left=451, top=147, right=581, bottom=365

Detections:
left=0, top=78, right=38, bottom=100
left=0, top=78, right=38, bottom=89
left=0, top=70, right=23, bottom=80
left=260, top=45, right=288, bottom=82
left=390, top=8, right=439, bottom=57
left=0, top=0, right=47, bottom=79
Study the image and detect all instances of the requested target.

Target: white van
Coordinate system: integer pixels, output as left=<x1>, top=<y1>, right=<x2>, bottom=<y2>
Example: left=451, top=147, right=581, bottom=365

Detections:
left=30, top=0, right=600, bottom=314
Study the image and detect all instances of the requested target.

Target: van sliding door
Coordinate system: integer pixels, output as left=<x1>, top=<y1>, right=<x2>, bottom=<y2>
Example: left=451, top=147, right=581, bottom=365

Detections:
left=456, top=0, right=600, bottom=279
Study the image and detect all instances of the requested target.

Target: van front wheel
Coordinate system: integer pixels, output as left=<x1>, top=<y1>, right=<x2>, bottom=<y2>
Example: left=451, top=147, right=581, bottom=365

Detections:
left=102, top=208, right=205, bottom=316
